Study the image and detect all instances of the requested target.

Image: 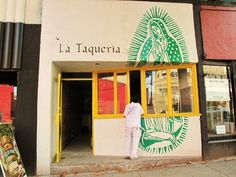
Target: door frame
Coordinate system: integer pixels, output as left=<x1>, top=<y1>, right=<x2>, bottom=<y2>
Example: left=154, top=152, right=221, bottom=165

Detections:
left=55, top=73, right=93, bottom=163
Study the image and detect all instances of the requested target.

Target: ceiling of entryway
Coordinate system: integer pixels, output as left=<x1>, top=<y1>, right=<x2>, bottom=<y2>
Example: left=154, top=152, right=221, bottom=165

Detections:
left=53, top=61, right=134, bottom=72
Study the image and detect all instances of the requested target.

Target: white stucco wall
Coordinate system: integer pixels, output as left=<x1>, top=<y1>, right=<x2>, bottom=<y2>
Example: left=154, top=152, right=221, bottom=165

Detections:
left=39, top=0, right=197, bottom=63
left=94, top=116, right=202, bottom=157
left=94, top=119, right=126, bottom=156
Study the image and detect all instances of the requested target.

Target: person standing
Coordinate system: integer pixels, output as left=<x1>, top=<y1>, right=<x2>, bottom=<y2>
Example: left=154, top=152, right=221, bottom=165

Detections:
left=124, top=99, right=144, bottom=160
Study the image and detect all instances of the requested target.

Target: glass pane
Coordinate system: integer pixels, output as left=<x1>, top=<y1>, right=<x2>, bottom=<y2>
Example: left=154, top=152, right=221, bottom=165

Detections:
left=117, top=73, right=127, bottom=114
left=171, top=68, right=193, bottom=113
left=98, top=73, right=114, bottom=114
left=204, top=65, right=235, bottom=137
left=146, top=70, right=168, bottom=114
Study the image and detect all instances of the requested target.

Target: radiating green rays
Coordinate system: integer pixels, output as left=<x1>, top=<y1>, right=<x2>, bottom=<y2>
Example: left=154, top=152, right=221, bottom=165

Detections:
left=128, top=7, right=189, bottom=66
left=140, top=116, right=189, bottom=154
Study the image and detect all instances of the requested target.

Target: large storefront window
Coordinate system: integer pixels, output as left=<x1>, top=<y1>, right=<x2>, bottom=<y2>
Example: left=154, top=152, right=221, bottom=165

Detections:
left=95, top=65, right=199, bottom=118
left=97, top=71, right=128, bottom=116
left=144, top=64, right=198, bottom=117
left=204, top=65, right=235, bottom=137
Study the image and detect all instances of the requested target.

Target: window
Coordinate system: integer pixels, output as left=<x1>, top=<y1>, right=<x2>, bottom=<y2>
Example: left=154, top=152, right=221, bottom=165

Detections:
left=96, top=71, right=129, bottom=116
left=146, top=70, right=168, bottom=114
left=117, top=73, right=128, bottom=114
left=98, top=73, right=114, bottom=114
left=95, top=65, right=198, bottom=118
left=143, top=64, right=198, bottom=117
left=170, top=68, right=193, bottom=113
left=204, top=65, right=235, bottom=137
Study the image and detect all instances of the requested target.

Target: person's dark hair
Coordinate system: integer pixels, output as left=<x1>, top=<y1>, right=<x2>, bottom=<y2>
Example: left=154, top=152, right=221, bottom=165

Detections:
left=131, top=96, right=141, bottom=103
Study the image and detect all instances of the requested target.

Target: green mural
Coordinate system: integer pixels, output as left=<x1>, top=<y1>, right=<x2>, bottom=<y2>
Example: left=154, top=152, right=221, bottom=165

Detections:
left=128, top=7, right=189, bottom=66
left=140, top=116, right=188, bottom=154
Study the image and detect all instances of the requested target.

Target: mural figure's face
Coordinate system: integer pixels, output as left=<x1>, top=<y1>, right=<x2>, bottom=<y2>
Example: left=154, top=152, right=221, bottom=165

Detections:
left=150, top=21, right=162, bottom=41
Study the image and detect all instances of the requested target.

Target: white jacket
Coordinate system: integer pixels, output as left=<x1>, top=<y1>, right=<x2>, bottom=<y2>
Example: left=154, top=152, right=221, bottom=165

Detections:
left=124, top=102, right=144, bottom=128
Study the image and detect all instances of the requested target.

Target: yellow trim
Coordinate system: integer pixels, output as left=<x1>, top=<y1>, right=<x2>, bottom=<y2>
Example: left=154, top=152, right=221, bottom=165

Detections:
left=144, top=113, right=201, bottom=118
left=192, top=65, right=200, bottom=114
left=90, top=63, right=196, bottom=73
left=94, top=64, right=196, bottom=74
left=141, top=69, right=147, bottom=116
left=93, top=64, right=200, bottom=119
left=94, top=114, right=125, bottom=119
left=94, top=71, right=98, bottom=117
left=92, top=72, right=96, bottom=155
left=56, top=74, right=95, bottom=159
left=140, top=64, right=199, bottom=118
left=56, top=73, right=62, bottom=163
left=94, top=70, right=130, bottom=118
left=94, top=113, right=201, bottom=119
left=59, top=81, right=63, bottom=161
left=127, top=71, right=130, bottom=103
left=167, top=69, right=173, bottom=114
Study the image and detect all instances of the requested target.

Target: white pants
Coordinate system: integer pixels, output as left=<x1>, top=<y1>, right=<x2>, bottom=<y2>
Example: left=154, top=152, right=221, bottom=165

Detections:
left=125, top=127, right=141, bottom=158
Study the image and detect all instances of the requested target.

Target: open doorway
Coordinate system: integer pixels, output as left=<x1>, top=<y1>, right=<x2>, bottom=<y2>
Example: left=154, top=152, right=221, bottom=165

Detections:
left=61, top=80, right=92, bottom=156
left=130, top=70, right=141, bottom=103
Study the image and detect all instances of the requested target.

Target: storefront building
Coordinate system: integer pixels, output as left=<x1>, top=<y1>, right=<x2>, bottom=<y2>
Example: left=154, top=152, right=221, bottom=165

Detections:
left=0, top=0, right=41, bottom=175
left=3, top=0, right=236, bottom=176
left=37, top=0, right=201, bottom=175
left=199, top=3, right=236, bottom=159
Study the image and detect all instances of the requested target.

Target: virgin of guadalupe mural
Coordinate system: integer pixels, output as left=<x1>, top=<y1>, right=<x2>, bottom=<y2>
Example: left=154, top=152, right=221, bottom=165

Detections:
left=128, top=7, right=190, bottom=154
left=128, top=7, right=189, bottom=66
left=140, top=116, right=189, bottom=154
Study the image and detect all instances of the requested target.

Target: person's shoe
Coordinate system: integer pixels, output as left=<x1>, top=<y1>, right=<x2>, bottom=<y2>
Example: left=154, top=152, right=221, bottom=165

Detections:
left=125, top=156, right=131, bottom=159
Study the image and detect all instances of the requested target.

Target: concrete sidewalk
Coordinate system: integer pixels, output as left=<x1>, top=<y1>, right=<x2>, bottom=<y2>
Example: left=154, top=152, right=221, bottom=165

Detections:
left=46, top=157, right=236, bottom=177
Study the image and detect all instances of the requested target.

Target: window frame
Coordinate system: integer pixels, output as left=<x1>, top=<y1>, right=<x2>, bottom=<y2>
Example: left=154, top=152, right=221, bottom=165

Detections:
left=93, top=64, right=200, bottom=119
left=203, top=64, right=236, bottom=138
left=94, top=70, right=130, bottom=118
left=141, top=64, right=200, bottom=118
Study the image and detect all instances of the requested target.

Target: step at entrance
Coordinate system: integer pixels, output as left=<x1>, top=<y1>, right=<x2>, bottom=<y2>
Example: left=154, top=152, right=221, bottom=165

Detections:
left=51, top=156, right=201, bottom=176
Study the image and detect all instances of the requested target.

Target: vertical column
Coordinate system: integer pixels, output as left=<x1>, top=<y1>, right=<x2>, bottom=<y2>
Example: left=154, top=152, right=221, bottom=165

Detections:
left=1, top=0, right=16, bottom=69
left=0, top=23, right=4, bottom=68
left=0, top=0, right=7, bottom=68
left=2, top=23, right=13, bottom=69
left=12, top=0, right=26, bottom=69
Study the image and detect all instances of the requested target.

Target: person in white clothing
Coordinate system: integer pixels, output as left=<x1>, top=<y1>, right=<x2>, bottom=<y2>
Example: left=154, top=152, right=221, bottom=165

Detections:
left=124, top=99, right=144, bottom=160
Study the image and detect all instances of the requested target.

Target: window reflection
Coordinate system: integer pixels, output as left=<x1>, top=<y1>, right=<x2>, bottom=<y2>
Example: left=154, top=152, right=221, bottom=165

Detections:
left=98, top=73, right=114, bottom=114
left=204, top=65, right=235, bottom=136
left=117, top=73, right=127, bottom=114
left=170, top=68, right=193, bottom=113
left=146, top=70, right=168, bottom=114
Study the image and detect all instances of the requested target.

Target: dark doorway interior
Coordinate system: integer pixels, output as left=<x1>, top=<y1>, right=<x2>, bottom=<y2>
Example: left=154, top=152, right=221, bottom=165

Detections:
left=130, top=70, right=141, bottom=103
left=0, top=71, right=17, bottom=85
left=62, top=81, right=92, bottom=155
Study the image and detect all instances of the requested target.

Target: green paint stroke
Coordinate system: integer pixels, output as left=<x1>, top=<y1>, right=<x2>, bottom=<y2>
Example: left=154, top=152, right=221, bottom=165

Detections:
left=128, top=7, right=189, bottom=66
left=140, top=116, right=189, bottom=154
